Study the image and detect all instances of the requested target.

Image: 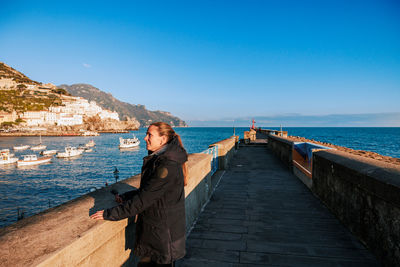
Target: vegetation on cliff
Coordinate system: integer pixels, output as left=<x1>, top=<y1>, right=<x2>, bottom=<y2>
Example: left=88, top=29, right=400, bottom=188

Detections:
left=0, top=89, right=63, bottom=113
left=0, top=62, right=40, bottom=85
left=0, top=62, right=69, bottom=113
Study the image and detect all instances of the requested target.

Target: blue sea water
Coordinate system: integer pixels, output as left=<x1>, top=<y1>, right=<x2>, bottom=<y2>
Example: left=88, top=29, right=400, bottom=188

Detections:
left=283, top=127, right=400, bottom=158
left=0, top=127, right=399, bottom=228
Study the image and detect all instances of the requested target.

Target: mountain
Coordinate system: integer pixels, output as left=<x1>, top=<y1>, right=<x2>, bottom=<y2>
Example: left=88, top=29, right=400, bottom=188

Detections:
left=58, top=84, right=187, bottom=127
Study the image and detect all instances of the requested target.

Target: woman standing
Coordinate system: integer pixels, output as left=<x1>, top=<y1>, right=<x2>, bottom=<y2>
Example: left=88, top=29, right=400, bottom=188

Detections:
left=91, top=122, right=188, bottom=267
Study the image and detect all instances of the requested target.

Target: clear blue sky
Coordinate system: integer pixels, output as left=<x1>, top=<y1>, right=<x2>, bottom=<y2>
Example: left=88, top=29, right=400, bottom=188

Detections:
left=1, top=0, right=399, bottom=126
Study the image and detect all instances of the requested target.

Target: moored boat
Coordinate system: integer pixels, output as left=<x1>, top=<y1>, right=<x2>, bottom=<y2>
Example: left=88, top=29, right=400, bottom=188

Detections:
left=31, top=135, right=46, bottom=151
left=31, top=144, right=46, bottom=151
left=82, top=131, right=99, bottom=136
left=17, top=154, right=52, bottom=166
left=119, top=135, right=140, bottom=149
left=85, top=140, right=95, bottom=147
left=0, top=149, right=18, bottom=165
left=56, top=146, right=83, bottom=158
left=13, top=145, right=30, bottom=151
left=40, top=150, right=58, bottom=156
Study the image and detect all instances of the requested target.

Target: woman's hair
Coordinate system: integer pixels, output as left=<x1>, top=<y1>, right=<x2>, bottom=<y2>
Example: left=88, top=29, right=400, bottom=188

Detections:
left=150, top=122, right=188, bottom=186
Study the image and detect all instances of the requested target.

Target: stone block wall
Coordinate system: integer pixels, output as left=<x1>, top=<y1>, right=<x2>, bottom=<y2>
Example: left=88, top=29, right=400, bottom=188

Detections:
left=267, top=134, right=293, bottom=169
left=209, top=136, right=237, bottom=170
left=312, top=150, right=400, bottom=267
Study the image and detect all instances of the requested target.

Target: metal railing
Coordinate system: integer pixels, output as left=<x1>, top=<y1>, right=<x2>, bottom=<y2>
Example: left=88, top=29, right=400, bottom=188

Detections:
left=201, top=145, right=218, bottom=175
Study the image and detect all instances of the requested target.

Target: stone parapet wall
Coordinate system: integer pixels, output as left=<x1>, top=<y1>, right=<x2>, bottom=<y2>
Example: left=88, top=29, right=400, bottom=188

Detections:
left=312, top=150, right=400, bottom=267
left=267, top=134, right=293, bottom=169
left=265, top=133, right=399, bottom=266
left=209, top=136, right=237, bottom=170
left=0, top=138, right=237, bottom=267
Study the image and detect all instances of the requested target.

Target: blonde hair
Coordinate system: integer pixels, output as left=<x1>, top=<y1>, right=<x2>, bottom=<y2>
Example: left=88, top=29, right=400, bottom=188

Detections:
left=150, top=122, right=188, bottom=186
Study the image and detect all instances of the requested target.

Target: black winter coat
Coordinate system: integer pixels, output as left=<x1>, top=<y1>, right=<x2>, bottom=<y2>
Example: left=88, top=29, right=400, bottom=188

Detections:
left=103, top=136, right=188, bottom=264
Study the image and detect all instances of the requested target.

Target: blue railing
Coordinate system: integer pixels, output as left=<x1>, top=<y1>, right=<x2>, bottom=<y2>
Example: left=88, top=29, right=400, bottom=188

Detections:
left=201, top=145, right=218, bottom=175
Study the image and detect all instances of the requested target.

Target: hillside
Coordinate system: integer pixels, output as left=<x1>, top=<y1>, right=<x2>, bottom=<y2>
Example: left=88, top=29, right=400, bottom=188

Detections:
left=0, top=62, right=67, bottom=113
left=58, top=84, right=187, bottom=127
left=0, top=62, right=40, bottom=85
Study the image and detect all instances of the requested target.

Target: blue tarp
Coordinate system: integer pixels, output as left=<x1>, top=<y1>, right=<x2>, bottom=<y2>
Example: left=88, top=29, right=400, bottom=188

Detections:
left=293, top=142, right=332, bottom=162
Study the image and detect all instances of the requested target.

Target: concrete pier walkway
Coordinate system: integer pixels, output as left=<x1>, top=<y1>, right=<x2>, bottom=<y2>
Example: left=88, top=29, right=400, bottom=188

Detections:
left=177, top=145, right=380, bottom=266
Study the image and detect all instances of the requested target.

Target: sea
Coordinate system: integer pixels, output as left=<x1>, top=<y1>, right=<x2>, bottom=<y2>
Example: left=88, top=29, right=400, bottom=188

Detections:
left=0, top=127, right=399, bottom=228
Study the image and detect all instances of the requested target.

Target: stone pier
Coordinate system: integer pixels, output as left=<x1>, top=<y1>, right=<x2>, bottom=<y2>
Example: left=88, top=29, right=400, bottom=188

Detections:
left=177, top=144, right=379, bottom=266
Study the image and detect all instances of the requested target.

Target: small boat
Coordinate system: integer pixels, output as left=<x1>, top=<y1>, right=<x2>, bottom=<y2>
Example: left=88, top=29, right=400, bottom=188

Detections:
left=31, top=135, right=46, bottom=151
left=56, top=146, right=83, bottom=158
left=40, top=150, right=58, bottom=156
left=77, top=145, right=92, bottom=153
left=0, top=149, right=18, bottom=165
left=13, top=145, right=30, bottom=150
left=82, top=131, right=100, bottom=136
left=119, top=135, right=140, bottom=149
left=17, top=154, right=52, bottom=166
left=85, top=140, right=96, bottom=147
left=31, top=144, right=46, bottom=151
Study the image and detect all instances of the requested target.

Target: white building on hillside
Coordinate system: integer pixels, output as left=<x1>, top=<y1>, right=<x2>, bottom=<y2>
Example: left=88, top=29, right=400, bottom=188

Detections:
left=99, top=110, right=119, bottom=120
left=8, top=96, right=117, bottom=127
left=22, top=111, right=46, bottom=126
left=0, top=111, right=18, bottom=123
left=57, top=114, right=83, bottom=126
left=50, top=97, right=118, bottom=120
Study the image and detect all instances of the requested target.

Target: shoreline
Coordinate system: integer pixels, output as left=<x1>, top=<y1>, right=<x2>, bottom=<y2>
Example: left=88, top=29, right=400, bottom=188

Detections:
left=0, top=130, right=133, bottom=137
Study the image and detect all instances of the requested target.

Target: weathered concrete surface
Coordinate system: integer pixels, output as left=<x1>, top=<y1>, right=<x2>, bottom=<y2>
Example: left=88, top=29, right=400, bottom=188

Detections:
left=267, top=134, right=294, bottom=170
left=209, top=136, right=237, bottom=170
left=313, top=150, right=400, bottom=267
left=0, top=152, right=215, bottom=267
left=177, top=145, right=380, bottom=266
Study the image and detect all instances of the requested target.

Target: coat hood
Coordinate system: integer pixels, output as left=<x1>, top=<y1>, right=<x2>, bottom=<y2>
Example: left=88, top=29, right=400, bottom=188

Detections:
left=161, top=135, right=188, bottom=164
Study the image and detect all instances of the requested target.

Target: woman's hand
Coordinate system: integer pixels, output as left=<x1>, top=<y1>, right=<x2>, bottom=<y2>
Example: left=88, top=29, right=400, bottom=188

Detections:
left=90, top=210, right=104, bottom=220
left=115, top=194, right=123, bottom=204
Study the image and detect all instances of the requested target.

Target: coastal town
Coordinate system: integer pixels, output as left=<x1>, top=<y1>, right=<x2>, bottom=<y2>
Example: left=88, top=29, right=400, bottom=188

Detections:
left=0, top=63, right=139, bottom=135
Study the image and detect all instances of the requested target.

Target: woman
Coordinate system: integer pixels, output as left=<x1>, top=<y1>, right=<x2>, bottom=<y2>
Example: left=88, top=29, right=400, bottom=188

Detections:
left=91, top=122, right=188, bottom=267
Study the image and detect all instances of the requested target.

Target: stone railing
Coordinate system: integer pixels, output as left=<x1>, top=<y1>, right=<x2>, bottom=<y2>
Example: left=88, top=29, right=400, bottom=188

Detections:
left=0, top=137, right=238, bottom=267
left=266, top=134, right=400, bottom=266
left=209, top=136, right=237, bottom=170
left=267, top=134, right=293, bottom=169
left=312, top=150, right=400, bottom=267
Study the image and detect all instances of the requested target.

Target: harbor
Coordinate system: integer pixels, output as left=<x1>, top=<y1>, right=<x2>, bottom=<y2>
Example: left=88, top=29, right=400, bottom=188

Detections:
left=1, top=127, right=400, bottom=229
left=1, top=130, right=399, bottom=266
left=0, top=127, right=244, bottom=228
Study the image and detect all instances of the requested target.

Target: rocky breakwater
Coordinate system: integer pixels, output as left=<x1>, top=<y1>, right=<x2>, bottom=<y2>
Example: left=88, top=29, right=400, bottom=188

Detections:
left=287, top=135, right=400, bottom=166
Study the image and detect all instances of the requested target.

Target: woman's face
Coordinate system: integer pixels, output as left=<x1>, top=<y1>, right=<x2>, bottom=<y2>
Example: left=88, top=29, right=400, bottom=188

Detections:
left=145, top=126, right=168, bottom=152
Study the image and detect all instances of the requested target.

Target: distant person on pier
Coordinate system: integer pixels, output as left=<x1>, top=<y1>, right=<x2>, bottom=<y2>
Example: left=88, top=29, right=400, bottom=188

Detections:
left=91, top=122, right=188, bottom=267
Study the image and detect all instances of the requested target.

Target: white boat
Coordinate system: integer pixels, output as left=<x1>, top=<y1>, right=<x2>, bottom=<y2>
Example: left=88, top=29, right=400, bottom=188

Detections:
left=0, top=149, right=18, bottom=165
left=119, top=135, right=140, bottom=149
left=13, top=144, right=30, bottom=150
left=40, top=150, right=58, bottom=156
left=56, top=146, right=83, bottom=158
left=17, top=154, right=52, bottom=166
left=31, top=144, right=46, bottom=151
left=31, top=135, right=46, bottom=151
left=85, top=140, right=96, bottom=147
left=82, top=131, right=99, bottom=136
